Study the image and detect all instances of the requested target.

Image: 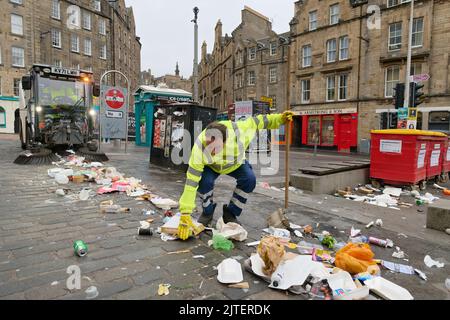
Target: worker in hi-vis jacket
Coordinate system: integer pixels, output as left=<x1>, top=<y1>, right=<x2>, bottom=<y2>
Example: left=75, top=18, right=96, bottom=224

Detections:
left=177, top=111, right=294, bottom=240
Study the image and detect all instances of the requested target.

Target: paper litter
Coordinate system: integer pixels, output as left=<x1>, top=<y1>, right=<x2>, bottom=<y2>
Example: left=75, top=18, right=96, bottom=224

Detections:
left=383, top=187, right=402, bottom=197
left=214, top=217, right=248, bottom=241
left=424, top=255, right=445, bottom=268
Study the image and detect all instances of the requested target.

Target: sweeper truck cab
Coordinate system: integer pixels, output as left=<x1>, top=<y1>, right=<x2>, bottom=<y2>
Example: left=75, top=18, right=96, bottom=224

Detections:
left=15, top=64, right=108, bottom=164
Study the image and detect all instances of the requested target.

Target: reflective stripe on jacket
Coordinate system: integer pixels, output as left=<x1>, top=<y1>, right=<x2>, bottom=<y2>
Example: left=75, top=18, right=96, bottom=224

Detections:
left=179, top=113, right=284, bottom=214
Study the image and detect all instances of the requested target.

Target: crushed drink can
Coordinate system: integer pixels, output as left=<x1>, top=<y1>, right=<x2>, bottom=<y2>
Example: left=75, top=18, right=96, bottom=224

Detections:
left=74, top=240, right=88, bottom=257
left=368, top=237, right=393, bottom=248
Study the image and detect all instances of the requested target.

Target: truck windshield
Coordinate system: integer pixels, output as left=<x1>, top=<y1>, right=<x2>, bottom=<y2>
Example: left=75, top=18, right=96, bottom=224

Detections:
left=37, top=77, right=85, bottom=108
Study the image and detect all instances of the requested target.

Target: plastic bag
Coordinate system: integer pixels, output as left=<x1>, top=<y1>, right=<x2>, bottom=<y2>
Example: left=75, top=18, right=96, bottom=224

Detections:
left=334, top=243, right=377, bottom=275
left=212, top=234, right=234, bottom=251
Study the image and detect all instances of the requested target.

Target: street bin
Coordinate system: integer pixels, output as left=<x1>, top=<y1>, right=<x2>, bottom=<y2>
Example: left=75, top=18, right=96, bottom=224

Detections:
left=150, top=103, right=217, bottom=171
left=370, top=129, right=447, bottom=189
left=440, top=136, right=450, bottom=181
left=422, top=135, right=447, bottom=182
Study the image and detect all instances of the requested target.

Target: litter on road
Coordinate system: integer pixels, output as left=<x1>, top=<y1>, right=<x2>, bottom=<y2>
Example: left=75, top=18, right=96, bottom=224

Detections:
left=217, top=258, right=243, bottom=284
left=424, top=255, right=445, bottom=268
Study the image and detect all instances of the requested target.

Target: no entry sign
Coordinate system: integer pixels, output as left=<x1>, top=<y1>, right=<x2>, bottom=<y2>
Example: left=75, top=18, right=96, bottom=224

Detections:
left=101, top=85, right=128, bottom=139
left=105, top=88, right=125, bottom=109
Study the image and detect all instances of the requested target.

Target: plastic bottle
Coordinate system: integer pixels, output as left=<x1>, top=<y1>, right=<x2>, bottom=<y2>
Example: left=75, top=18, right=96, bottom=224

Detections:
left=349, top=236, right=368, bottom=243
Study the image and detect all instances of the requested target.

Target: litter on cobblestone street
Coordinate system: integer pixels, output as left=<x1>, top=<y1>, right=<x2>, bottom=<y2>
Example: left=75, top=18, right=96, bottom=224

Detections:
left=0, top=1, right=449, bottom=312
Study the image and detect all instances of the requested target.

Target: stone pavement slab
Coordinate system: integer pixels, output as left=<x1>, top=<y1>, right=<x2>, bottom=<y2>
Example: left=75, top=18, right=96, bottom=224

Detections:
left=0, top=138, right=449, bottom=300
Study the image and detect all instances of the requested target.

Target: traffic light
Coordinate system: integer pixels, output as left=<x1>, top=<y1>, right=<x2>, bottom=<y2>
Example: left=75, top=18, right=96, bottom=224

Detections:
left=393, top=83, right=405, bottom=109
left=410, top=82, right=425, bottom=108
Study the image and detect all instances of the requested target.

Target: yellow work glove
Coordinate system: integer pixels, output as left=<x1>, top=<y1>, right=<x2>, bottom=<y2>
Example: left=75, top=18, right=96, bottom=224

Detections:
left=282, top=111, right=294, bottom=123
left=178, top=214, right=196, bottom=240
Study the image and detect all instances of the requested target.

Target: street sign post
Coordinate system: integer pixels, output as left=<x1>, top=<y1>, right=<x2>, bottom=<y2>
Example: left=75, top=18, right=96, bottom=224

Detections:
left=99, top=70, right=130, bottom=154
left=105, top=88, right=125, bottom=109
left=410, top=73, right=430, bottom=83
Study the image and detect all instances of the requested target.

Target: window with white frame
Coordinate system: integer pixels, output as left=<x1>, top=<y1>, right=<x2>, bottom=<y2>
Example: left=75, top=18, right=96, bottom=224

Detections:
left=54, top=60, right=62, bottom=67
left=11, top=14, right=23, bottom=35
left=326, top=76, right=336, bottom=101
left=11, top=47, right=24, bottom=67
left=13, top=78, right=20, bottom=96
left=99, top=19, right=106, bottom=35
left=83, top=12, right=91, bottom=30
left=237, top=51, right=243, bottom=64
left=330, top=4, right=340, bottom=25
left=269, top=67, right=277, bottom=83
left=71, top=64, right=80, bottom=70
left=52, top=29, right=61, bottom=48
left=51, top=0, right=60, bottom=20
left=10, top=0, right=23, bottom=4
left=327, top=39, right=337, bottom=62
left=100, top=44, right=106, bottom=59
left=0, top=107, right=5, bottom=127
left=67, top=5, right=81, bottom=28
left=84, top=38, right=92, bottom=56
left=71, top=34, right=79, bottom=52
left=339, top=36, right=349, bottom=60
left=248, top=47, right=256, bottom=61
left=270, top=42, right=277, bottom=56
left=410, top=63, right=422, bottom=76
left=385, top=66, right=400, bottom=97
left=301, top=79, right=311, bottom=103
left=412, top=18, right=423, bottom=47
left=302, top=45, right=312, bottom=67
left=338, top=74, right=348, bottom=100
left=94, top=0, right=101, bottom=12
left=236, top=73, right=243, bottom=89
left=389, top=22, right=402, bottom=51
left=309, top=10, right=318, bottom=31
left=387, top=0, right=411, bottom=8
left=85, top=66, right=93, bottom=72
left=248, top=71, right=256, bottom=86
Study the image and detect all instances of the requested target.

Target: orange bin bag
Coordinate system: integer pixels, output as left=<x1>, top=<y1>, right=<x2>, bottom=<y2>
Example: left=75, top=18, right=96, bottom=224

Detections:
left=335, top=243, right=377, bottom=275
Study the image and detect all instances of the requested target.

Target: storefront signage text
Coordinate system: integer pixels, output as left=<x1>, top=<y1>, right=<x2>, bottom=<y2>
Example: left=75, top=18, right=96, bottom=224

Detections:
left=293, top=108, right=357, bottom=116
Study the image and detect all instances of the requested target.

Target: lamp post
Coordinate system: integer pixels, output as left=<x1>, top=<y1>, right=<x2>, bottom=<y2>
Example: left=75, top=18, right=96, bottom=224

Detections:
left=192, top=7, right=199, bottom=103
left=403, top=0, right=414, bottom=112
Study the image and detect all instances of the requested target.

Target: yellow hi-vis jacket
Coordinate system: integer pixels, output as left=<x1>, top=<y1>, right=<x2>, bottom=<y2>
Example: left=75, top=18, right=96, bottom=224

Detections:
left=179, top=113, right=285, bottom=214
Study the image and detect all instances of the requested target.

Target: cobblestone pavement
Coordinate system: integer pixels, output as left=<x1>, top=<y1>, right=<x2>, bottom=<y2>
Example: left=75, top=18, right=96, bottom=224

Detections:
left=0, top=136, right=449, bottom=300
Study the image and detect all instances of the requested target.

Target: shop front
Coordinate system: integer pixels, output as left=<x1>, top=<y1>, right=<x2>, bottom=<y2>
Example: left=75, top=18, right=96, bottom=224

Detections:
left=293, top=108, right=358, bottom=152
left=133, top=86, right=192, bottom=147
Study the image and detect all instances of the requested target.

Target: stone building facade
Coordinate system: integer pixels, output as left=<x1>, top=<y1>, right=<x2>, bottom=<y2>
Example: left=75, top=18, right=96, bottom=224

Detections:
left=198, top=6, right=289, bottom=117
left=140, top=63, right=193, bottom=93
left=152, top=63, right=193, bottom=93
left=0, top=0, right=141, bottom=133
left=289, top=0, right=450, bottom=152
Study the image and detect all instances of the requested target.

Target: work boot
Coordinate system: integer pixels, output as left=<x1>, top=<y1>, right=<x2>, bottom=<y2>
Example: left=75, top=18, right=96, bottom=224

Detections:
left=198, top=203, right=216, bottom=227
left=198, top=213, right=214, bottom=227
left=222, top=205, right=240, bottom=225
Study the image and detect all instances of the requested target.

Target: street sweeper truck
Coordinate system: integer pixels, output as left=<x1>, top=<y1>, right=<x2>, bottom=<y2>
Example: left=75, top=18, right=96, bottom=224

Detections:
left=14, top=64, right=108, bottom=164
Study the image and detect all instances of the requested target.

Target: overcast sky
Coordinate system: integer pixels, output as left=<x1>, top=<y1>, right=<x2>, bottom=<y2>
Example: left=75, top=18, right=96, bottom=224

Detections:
left=126, top=0, right=295, bottom=79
